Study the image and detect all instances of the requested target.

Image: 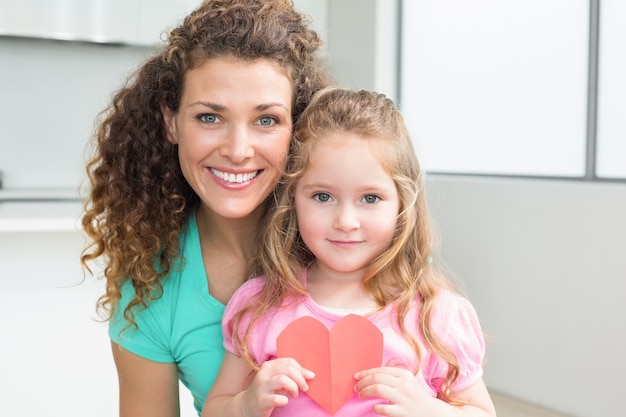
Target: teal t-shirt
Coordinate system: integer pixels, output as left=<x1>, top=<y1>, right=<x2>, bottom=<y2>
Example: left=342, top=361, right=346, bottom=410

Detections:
left=109, top=213, right=225, bottom=415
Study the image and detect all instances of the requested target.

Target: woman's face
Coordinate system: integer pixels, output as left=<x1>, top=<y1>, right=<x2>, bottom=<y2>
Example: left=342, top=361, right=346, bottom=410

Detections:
left=164, top=57, right=293, bottom=220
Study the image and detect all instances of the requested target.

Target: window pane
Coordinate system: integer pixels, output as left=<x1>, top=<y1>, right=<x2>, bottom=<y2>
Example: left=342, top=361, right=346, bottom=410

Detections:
left=401, top=0, right=589, bottom=177
left=596, top=0, right=626, bottom=179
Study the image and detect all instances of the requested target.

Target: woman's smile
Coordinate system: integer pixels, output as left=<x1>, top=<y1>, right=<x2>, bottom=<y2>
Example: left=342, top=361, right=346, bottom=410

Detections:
left=210, top=168, right=262, bottom=184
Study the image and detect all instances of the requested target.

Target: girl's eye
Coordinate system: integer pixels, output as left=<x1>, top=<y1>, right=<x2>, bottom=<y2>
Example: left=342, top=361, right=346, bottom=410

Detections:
left=257, top=116, right=277, bottom=126
left=199, top=114, right=219, bottom=124
left=362, top=195, right=380, bottom=204
left=313, top=192, right=332, bottom=203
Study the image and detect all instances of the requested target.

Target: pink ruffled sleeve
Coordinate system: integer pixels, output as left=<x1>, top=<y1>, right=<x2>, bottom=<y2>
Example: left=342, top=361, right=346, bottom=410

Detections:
left=221, top=277, right=266, bottom=354
left=425, top=291, right=486, bottom=393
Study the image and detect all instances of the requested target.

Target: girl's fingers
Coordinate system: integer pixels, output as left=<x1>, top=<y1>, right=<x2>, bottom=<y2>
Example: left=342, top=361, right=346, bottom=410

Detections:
left=354, top=367, right=402, bottom=392
left=279, top=363, right=314, bottom=393
left=259, top=358, right=316, bottom=395
left=355, top=366, right=404, bottom=380
left=271, top=374, right=301, bottom=398
left=301, top=367, right=315, bottom=380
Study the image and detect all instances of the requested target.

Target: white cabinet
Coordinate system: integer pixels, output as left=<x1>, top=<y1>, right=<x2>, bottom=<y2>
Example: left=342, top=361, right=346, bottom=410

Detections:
left=0, top=0, right=201, bottom=45
left=0, top=0, right=326, bottom=46
left=0, top=0, right=137, bottom=44
left=136, top=0, right=328, bottom=47
left=135, top=0, right=202, bottom=46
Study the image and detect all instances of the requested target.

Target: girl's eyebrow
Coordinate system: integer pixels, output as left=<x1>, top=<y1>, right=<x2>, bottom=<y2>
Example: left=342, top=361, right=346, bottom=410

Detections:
left=301, top=181, right=392, bottom=194
left=299, top=181, right=333, bottom=190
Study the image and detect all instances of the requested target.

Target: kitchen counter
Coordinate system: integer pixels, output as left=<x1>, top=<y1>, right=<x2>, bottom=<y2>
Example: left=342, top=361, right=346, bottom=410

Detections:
left=0, top=189, right=83, bottom=232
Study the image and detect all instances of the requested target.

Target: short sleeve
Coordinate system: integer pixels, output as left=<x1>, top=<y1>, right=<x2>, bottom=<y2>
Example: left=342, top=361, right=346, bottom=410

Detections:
left=425, top=291, right=486, bottom=393
left=108, top=277, right=174, bottom=363
left=221, top=277, right=266, bottom=354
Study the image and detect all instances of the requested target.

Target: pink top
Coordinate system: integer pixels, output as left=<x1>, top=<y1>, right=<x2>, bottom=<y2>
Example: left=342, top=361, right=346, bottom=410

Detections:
left=222, top=271, right=485, bottom=416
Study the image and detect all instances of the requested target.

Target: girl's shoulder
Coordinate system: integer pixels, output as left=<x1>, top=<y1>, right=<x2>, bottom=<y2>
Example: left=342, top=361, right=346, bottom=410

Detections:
left=431, top=288, right=474, bottom=312
left=237, top=275, right=267, bottom=295
left=417, top=290, right=486, bottom=392
left=426, top=290, right=486, bottom=376
left=224, top=276, right=267, bottom=317
left=429, top=289, right=483, bottom=339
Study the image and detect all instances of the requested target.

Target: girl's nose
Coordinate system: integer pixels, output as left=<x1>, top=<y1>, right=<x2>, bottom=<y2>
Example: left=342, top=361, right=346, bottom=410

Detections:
left=333, top=204, right=360, bottom=231
left=220, top=126, right=254, bottom=163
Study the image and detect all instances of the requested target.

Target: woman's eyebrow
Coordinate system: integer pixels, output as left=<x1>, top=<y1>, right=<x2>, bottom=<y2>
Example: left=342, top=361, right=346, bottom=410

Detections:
left=256, top=102, right=290, bottom=112
left=189, top=101, right=226, bottom=111
left=188, top=101, right=289, bottom=112
left=189, top=101, right=227, bottom=111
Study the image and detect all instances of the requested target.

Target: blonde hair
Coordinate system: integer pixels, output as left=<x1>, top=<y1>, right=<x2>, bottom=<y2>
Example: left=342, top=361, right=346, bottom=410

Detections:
left=230, top=87, right=462, bottom=400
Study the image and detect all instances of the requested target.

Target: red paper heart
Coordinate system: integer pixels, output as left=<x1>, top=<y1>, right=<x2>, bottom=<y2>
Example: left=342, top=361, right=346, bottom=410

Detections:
left=276, top=314, right=383, bottom=415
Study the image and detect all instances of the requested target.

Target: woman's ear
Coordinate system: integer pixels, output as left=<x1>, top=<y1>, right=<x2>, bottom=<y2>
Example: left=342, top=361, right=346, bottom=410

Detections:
left=161, top=101, right=178, bottom=144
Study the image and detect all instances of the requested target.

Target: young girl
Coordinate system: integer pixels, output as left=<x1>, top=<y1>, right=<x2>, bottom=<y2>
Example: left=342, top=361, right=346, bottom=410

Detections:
left=203, top=87, right=497, bottom=417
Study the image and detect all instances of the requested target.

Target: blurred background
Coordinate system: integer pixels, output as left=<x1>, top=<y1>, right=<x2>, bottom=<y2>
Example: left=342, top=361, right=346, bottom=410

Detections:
left=0, top=1, right=624, bottom=416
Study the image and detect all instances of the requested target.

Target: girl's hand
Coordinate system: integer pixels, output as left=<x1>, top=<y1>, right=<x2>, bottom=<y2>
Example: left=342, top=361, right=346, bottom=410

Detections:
left=354, top=367, right=436, bottom=417
left=241, top=357, right=315, bottom=417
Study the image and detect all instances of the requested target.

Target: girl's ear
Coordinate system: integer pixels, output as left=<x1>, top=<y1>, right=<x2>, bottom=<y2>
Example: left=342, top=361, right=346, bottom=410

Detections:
left=161, top=101, right=178, bottom=144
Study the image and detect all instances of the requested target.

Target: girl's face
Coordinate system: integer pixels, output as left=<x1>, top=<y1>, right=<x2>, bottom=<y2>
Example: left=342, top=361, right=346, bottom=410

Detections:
left=294, top=134, right=400, bottom=279
left=164, top=57, right=293, bottom=220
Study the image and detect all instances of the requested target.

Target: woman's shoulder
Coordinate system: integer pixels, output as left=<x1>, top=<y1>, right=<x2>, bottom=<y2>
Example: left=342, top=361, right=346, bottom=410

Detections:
left=109, top=213, right=211, bottom=338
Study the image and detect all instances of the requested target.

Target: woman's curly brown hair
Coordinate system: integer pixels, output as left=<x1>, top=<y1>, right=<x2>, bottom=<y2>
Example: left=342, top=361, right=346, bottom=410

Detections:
left=80, top=0, right=329, bottom=327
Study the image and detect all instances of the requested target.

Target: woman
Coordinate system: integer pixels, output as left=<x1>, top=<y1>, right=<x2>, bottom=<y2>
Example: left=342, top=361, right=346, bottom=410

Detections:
left=80, top=1, right=329, bottom=415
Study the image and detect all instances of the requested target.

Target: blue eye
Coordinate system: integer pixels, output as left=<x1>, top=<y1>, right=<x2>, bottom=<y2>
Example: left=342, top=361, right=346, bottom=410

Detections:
left=362, top=195, right=380, bottom=204
left=313, top=192, right=332, bottom=202
left=200, top=114, right=218, bottom=124
left=257, top=116, right=277, bottom=126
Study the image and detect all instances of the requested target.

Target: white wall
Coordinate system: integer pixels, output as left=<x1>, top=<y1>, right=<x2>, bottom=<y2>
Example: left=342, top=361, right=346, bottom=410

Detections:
left=325, top=0, right=398, bottom=100
left=426, top=176, right=626, bottom=417
left=0, top=37, right=152, bottom=190
left=0, top=228, right=118, bottom=416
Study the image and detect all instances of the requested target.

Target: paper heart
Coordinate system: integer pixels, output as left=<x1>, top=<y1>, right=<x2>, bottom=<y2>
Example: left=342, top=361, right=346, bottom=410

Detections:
left=276, top=314, right=383, bottom=415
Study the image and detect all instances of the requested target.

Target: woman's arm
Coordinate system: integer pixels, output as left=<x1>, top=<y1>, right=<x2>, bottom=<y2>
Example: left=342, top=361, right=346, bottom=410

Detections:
left=111, top=341, right=181, bottom=417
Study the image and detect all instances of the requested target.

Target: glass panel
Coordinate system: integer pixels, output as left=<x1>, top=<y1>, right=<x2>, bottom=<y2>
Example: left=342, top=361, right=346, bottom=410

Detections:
left=401, top=0, right=589, bottom=177
left=596, top=0, right=626, bottom=179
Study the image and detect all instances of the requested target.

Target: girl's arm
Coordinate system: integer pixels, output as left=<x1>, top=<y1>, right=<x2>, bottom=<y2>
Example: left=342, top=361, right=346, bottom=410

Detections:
left=202, top=352, right=314, bottom=417
left=355, top=367, right=497, bottom=417
left=445, top=379, right=497, bottom=416
left=111, top=341, right=181, bottom=417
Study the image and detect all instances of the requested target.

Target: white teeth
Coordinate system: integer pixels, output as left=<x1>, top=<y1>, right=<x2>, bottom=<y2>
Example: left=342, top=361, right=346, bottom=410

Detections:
left=211, top=169, right=259, bottom=183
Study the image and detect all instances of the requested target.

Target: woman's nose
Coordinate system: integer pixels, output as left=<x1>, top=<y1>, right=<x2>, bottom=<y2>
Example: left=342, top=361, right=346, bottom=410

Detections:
left=220, top=126, right=254, bottom=163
